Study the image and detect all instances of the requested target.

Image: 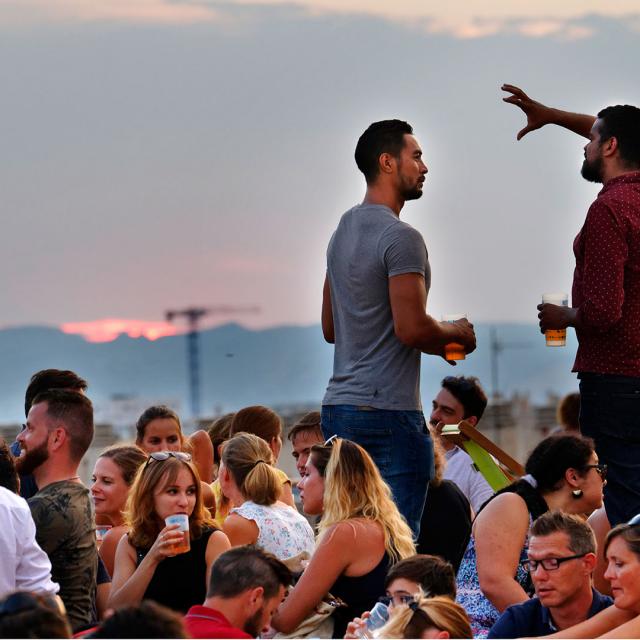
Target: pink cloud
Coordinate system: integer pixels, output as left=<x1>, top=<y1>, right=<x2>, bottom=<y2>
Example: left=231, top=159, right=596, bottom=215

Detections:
left=61, top=318, right=180, bottom=342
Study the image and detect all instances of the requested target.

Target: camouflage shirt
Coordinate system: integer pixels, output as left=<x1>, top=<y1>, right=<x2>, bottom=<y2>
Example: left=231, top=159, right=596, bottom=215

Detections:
left=28, top=481, right=97, bottom=631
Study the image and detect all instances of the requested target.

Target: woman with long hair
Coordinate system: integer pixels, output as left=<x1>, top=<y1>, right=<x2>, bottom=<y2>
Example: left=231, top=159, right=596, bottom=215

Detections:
left=271, top=437, right=416, bottom=638
left=456, top=433, right=606, bottom=637
left=91, top=445, right=147, bottom=576
left=377, top=595, right=472, bottom=639
left=108, top=452, right=230, bottom=613
left=219, top=432, right=314, bottom=560
left=135, top=405, right=215, bottom=507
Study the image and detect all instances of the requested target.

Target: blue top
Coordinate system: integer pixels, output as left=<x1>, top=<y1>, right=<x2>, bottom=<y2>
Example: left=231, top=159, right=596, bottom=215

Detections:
left=488, top=588, right=613, bottom=638
left=10, top=439, right=39, bottom=500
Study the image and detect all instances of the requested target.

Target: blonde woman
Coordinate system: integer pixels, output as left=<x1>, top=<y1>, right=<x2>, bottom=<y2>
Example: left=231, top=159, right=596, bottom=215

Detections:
left=271, top=438, right=415, bottom=638
left=108, top=452, right=230, bottom=613
left=377, top=595, right=472, bottom=639
left=219, top=432, right=315, bottom=561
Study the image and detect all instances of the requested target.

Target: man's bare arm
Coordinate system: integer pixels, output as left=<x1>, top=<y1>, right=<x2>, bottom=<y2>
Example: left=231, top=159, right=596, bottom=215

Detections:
left=389, top=273, right=476, bottom=357
left=501, top=84, right=595, bottom=140
left=321, top=274, right=335, bottom=344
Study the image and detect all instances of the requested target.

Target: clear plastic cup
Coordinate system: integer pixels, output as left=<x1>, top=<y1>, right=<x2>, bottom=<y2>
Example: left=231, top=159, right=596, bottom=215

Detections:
left=165, top=514, right=190, bottom=555
left=541, top=293, right=568, bottom=346
left=356, top=602, right=389, bottom=638
left=95, top=525, right=112, bottom=549
left=443, top=313, right=467, bottom=360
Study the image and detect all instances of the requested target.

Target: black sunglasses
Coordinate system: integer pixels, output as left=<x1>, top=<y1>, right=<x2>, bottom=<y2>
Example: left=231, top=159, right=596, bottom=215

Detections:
left=144, top=451, right=192, bottom=469
left=584, top=463, right=607, bottom=479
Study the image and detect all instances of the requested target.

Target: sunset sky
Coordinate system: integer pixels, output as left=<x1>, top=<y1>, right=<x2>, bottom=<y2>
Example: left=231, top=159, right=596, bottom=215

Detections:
left=2, top=1, right=640, bottom=340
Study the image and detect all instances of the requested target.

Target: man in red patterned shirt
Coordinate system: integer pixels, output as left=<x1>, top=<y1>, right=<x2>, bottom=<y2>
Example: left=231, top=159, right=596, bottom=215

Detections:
left=502, top=84, right=640, bottom=528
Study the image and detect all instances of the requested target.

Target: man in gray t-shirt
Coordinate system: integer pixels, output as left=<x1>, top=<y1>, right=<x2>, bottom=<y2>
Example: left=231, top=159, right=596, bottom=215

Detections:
left=321, top=119, right=476, bottom=536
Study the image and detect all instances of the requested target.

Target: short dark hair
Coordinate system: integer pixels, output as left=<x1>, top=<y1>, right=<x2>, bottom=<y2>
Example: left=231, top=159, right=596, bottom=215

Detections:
left=355, top=120, right=413, bottom=183
left=288, top=411, right=323, bottom=444
left=135, top=405, right=183, bottom=446
left=0, top=438, right=19, bottom=494
left=0, top=591, right=72, bottom=639
left=89, top=600, right=187, bottom=638
left=597, top=105, right=640, bottom=168
left=384, top=554, right=456, bottom=599
left=207, top=545, right=292, bottom=599
left=24, top=369, right=87, bottom=418
left=32, top=389, right=94, bottom=462
left=524, top=433, right=594, bottom=493
left=530, top=511, right=596, bottom=556
left=441, top=376, right=488, bottom=421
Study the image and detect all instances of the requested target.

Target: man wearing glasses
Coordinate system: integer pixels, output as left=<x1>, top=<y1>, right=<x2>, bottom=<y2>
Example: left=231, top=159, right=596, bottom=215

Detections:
left=488, top=511, right=612, bottom=638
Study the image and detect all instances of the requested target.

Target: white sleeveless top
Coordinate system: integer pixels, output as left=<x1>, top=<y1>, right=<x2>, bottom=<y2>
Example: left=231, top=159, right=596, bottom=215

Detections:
left=230, top=501, right=315, bottom=561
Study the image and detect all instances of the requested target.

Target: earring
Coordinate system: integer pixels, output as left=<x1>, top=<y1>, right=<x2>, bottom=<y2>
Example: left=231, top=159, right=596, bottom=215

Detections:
left=572, top=489, right=583, bottom=499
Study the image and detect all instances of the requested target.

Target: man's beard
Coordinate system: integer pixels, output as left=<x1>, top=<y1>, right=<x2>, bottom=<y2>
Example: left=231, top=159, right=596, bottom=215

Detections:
left=400, top=176, right=424, bottom=201
left=581, top=154, right=604, bottom=183
left=244, top=606, right=266, bottom=638
left=15, top=440, right=50, bottom=475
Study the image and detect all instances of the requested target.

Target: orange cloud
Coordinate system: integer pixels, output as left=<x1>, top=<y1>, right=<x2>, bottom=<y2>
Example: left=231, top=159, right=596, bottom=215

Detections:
left=61, top=318, right=180, bottom=342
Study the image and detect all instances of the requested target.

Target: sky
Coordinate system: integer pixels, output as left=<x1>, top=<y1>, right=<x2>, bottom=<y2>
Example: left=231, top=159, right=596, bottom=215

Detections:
left=2, top=1, right=640, bottom=340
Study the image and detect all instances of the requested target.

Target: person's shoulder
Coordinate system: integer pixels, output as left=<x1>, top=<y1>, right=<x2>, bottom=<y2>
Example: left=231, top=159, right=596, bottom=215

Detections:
left=488, top=598, right=542, bottom=639
left=0, top=485, right=28, bottom=510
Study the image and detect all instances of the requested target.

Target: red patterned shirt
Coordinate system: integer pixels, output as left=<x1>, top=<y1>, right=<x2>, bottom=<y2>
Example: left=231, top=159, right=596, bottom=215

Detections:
left=572, top=171, right=640, bottom=375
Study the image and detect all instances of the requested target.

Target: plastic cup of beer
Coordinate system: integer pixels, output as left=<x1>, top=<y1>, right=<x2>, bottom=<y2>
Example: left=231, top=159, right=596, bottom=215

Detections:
left=95, top=525, right=112, bottom=549
left=165, top=514, right=190, bottom=555
left=541, top=293, right=568, bottom=346
left=443, top=313, right=467, bottom=360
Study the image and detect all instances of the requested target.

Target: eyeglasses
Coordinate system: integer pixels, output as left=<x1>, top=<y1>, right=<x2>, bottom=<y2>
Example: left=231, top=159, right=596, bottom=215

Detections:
left=521, top=553, right=587, bottom=572
left=144, top=451, right=192, bottom=469
left=628, top=513, right=640, bottom=526
left=584, top=463, right=607, bottom=479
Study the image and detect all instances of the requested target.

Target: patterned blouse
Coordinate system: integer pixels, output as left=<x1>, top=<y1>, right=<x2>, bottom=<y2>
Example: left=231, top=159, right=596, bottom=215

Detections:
left=230, top=501, right=315, bottom=561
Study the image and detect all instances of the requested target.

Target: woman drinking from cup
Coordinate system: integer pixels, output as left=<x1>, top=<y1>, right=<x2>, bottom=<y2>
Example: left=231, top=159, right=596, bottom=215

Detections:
left=108, top=451, right=230, bottom=613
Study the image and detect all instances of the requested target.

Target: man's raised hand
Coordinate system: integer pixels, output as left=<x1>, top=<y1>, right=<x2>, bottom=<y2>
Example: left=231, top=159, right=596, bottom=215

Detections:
left=501, top=84, right=555, bottom=140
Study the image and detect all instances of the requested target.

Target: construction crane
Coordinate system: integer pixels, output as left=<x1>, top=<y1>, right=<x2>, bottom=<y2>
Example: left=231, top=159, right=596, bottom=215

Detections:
left=165, top=305, right=259, bottom=418
left=489, top=326, right=531, bottom=401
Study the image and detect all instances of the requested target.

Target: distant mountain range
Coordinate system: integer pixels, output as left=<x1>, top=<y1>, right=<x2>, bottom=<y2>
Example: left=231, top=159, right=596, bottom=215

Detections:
left=0, top=323, right=580, bottom=424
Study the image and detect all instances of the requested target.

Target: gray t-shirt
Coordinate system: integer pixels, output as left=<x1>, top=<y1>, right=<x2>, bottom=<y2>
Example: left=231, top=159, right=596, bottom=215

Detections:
left=323, top=203, right=430, bottom=410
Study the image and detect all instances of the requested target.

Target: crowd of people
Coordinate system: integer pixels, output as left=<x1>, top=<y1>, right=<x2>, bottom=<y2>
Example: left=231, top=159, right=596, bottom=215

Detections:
left=2, top=84, right=640, bottom=638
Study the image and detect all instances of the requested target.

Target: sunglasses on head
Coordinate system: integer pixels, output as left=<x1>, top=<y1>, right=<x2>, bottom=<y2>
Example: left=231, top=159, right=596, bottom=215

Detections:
left=144, top=451, right=192, bottom=469
left=627, top=513, right=640, bottom=526
left=323, top=434, right=339, bottom=447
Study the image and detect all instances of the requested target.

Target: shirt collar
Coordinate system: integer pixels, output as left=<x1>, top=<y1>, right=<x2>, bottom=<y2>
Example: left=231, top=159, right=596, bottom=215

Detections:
left=600, top=170, right=640, bottom=195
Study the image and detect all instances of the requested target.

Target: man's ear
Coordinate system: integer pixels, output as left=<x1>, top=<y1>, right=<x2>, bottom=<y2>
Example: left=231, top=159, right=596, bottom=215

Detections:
left=249, top=586, right=265, bottom=607
left=466, top=416, right=478, bottom=427
left=602, top=136, right=618, bottom=158
left=583, top=552, right=598, bottom=573
left=49, top=426, right=67, bottom=452
left=378, top=152, right=396, bottom=175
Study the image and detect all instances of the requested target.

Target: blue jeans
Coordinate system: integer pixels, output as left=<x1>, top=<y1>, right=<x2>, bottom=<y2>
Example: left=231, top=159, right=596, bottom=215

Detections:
left=321, top=405, right=434, bottom=538
left=579, top=373, right=640, bottom=526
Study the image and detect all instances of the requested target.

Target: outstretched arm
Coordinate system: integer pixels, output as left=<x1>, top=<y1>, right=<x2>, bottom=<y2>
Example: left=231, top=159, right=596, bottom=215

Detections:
left=501, top=84, right=595, bottom=140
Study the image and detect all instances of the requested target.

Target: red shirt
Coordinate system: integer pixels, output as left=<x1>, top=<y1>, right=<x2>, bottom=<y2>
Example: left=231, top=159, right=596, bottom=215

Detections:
left=572, top=171, right=640, bottom=375
left=184, top=605, right=252, bottom=639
